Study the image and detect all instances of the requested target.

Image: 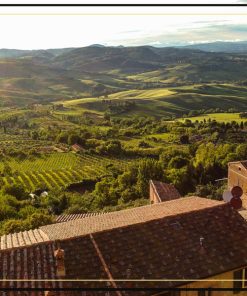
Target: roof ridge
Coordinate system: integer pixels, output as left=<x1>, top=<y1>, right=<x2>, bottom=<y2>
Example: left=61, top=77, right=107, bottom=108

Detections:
left=0, top=196, right=225, bottom=251
left=0, top=202, right=233, bottom=253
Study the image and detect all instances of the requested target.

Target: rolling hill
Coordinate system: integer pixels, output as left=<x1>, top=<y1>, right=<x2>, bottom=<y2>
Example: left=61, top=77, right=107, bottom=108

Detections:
left=183, top=41, right=247, bottom=53
left=1, top=45, right=247, bottom=113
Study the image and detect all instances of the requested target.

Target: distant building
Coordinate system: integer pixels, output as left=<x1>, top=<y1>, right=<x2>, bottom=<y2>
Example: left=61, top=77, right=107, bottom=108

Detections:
left=149, top=179, right=181, bottom=204
left=71, top=143, right=83, bottom=152
left=1, top=196, right=247, bottom=295
left=228, top=160, right=247, bottom=208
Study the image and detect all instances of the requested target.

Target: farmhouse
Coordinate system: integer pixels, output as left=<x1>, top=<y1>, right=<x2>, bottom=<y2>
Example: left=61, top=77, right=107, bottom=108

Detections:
left=0, top=195, right=247, bottom=295
left=71, top=143, right=83, bottom=152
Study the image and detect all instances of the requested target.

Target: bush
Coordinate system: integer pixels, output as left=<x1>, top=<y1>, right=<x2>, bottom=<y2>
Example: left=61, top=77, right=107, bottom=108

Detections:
left=25, top=213, right=54, bottom=229
left=2, top=219, right=25, bottom=234
left=2, top=184, right=29, bottom=200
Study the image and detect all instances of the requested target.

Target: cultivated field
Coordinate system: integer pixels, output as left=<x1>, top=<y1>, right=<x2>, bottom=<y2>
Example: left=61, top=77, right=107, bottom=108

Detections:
left=0, top=153, right=129, bottom=191
left=180, top=113, right=247, bottom=123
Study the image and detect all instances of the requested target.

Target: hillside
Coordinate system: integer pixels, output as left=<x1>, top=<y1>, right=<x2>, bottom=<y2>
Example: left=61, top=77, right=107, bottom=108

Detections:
left=183, top=41, right=247, bottom=53
left=0, top=45, right=247, bottom=113
left=56, top=84, right=247, bottom=118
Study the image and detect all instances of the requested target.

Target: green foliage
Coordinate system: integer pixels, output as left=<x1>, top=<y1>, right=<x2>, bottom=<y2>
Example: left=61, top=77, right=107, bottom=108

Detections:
left=2, top=183, right=29, bottom=200
left=18, top=205, right=40, bottom=219
left=25, top=213, right=54, bottom=229
left=66, top=192, right=96, bottom=214
left=40, top=192, right=69, bottom=215
left=136, top=158, right=164, bottom=196
left=2, top=219, right=25, bottom=234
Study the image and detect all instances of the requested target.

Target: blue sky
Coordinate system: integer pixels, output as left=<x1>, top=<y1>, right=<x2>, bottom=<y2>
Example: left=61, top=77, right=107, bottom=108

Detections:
left=1, top=13, right=247, bottom=49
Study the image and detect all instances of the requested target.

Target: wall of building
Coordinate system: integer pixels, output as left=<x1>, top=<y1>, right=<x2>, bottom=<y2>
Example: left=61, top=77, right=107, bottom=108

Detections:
left=149, top=181, right=160, bottom=204
left=228, top=163, right=247, bottom=209
left=181, top=268, right=247, bottom=296
left=152, top=267, right=247, bottom=296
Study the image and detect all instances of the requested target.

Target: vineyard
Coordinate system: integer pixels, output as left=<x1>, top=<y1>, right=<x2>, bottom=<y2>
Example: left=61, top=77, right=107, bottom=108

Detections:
left=0, top=152, right=129, bottom=191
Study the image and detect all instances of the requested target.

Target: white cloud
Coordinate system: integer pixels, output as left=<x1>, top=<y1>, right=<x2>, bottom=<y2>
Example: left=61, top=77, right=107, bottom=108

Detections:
left=0, top=13, right=246, bottom=49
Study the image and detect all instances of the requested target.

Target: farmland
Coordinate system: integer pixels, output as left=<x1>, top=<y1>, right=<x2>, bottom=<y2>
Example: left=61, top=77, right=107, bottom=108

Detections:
left=0, top=152, right=130, bottom=191
left=1, top=44, right=247, bottom=234
left=54, top=83, right=247, bottom=119
left=180, top=112, right=247, bottom=123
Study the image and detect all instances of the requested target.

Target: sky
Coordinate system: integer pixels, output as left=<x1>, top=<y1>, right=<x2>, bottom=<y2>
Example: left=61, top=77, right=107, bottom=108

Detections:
left=1, top=6, right=247, bottom=49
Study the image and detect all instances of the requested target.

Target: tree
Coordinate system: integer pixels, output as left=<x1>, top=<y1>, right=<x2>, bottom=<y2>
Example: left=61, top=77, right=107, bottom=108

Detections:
left=0, top=204, right=17, bottom=221
left=136, top=159, right=164, bottom=197
left=2, top=219, right=25, bottom=234
left=93, top=178, right=119, bottom=208
left=41, top=192, right=68, bottom=215
left=168, top=156, right=190, bottom=169
left=68, top=134, right=81, bottom=146
left=26, top=213, right=54, bottom=229
left=3, top=184, right=29, bottom=200
left=236, top=144, right=247, bottom=159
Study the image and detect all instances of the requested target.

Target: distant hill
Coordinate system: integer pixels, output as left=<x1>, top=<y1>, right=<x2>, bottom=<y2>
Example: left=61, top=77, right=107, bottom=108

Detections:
left=1, top=45, right=247, bottom=108
left=0, top=48, right=74, bottom=59
left=182, top=41, right=247, bottom=53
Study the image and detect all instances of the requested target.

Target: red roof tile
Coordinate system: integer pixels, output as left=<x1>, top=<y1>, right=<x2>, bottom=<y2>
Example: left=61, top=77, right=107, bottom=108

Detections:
left=150, top=180, right=181, bottom=202
left=56, top=212, right=105, bottom=223
left=0, top=229, right=49, bottom=250
left=1, top=197, right=247, bottom=295
left=40, top=197, right=222, bottom=241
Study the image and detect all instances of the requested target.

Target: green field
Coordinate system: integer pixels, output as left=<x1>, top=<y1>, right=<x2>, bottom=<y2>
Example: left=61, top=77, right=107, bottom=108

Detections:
left=54, top=83, right=247, bottom=118
left=180, top=113, right=247, bottom=123
left=0, top=153, right=130, bottom=191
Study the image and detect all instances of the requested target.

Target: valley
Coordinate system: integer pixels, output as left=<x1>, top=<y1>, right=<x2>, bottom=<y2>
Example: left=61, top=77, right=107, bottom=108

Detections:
left=1, top=43, right=247, bottom=235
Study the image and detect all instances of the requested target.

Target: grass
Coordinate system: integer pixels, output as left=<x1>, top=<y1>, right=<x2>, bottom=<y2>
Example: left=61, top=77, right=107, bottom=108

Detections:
left=53, top=83, right=247, bottom=119
left=0, top=153, right=79, bottom=172
left=180, top=113, right=247, bottom=123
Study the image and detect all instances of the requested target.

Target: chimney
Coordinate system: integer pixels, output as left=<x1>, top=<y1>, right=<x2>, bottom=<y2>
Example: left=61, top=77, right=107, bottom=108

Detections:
left=54, top=247, right=66, bottom=277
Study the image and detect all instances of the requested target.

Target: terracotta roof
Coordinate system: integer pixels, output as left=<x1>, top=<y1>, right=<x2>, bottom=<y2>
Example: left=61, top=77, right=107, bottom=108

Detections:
left=241, top=161, right=247, bottom=169
left=56, top=212, right=105, bottom=223
left=71, top=144, right=83, bottom=151
left=0, top=229, right=49, bottom=250
left=150, top=180, right=181, bottom=202
left=0, top=238, right=109, bottom=295
left=91, top=203, right=247, bottom=289
left=40, top=197, right=222, bottom=241
left=1, top=200, right=247, bottom=295
left=0, top=241, right=61, bottom=295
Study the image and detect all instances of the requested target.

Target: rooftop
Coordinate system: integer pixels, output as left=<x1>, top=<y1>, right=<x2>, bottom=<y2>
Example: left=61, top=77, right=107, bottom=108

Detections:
left=0, top=197, right=223, bottom=250
left=150, top=180, right=181, bottom=202
left=1, top=197, right=247, bottom=294
left=40, top=196, right=222, bottom=241
left=56, top=212, right=106, bottom=223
